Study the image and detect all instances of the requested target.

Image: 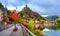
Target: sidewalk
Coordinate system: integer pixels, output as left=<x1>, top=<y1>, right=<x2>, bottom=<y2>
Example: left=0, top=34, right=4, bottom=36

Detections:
left=0, top=24, right=23, bottom=36
left=10, top=25, right=23, bottom=36
left=0, top=26, right=14, bottom=36
left=0, top=24, right=13, bottom=31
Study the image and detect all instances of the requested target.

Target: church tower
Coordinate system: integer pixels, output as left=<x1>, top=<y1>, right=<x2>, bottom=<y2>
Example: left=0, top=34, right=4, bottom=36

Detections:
left=24, top=4, right=29, bottom=10
left=22, top=4, right=31, bottom=13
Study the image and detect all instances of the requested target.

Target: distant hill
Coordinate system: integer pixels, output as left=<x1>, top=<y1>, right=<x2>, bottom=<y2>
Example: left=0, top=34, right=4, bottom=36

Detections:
left=46, top=15, right=59, bottom=21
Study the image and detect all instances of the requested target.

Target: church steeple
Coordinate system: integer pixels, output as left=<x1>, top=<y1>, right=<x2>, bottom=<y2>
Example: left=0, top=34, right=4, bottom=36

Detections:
left=21, top=4, right=32, bottom=12
left=26, top=4, right=28, bottom=9
left=24, top=4, right=30, bottom=11
left=24, top=4, right=28, bottom=10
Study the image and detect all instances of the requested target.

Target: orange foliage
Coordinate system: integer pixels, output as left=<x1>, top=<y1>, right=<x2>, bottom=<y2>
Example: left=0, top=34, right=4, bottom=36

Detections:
left=9, top=9, right=20, bottom=22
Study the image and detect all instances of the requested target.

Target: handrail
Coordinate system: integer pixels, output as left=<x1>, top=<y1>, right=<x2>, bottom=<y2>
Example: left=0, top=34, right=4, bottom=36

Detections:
left=21, top=24, right=36, bottom=36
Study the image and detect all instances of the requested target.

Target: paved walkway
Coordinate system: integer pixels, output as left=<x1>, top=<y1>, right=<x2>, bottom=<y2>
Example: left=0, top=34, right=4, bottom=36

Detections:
left=0, top=25, right=23, bottom=36
left=0, top=26, right=14, bottom=36
left=10, top=25, right=23, bottom=36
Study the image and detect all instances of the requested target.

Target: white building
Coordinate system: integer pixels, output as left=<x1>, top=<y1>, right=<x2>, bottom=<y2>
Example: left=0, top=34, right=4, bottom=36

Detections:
left=0, top=9, right=3, bottom=22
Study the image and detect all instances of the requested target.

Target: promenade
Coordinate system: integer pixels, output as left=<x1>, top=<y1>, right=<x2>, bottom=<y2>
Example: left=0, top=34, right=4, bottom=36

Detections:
left=0, top=24, right=23, bottom=36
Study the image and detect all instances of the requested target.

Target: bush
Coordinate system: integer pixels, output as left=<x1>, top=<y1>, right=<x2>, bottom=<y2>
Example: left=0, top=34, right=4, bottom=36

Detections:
left=28, top=20, right=34, bottom=30
left=33, top=29, right=44, bottom=36
left=19, top=18, right=28, bottom=28
left=55, top=18, right=60, bottom=30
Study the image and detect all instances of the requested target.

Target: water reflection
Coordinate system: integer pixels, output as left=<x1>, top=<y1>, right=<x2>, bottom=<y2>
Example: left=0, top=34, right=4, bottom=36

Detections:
left=42, top=29, right=60, bottom=36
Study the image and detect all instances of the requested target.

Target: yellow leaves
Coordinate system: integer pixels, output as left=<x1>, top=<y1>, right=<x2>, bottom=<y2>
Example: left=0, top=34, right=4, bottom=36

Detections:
left=34, top=29, right=41, bottom=34
left=55, top=18, right=60, bottom=30
left=28, top=20, right=34, bottom=30
left=19, top=18, right=24, bottom=23
left=55, top=18, right=60, bottom=24
left=33, top=29, right=44, bottom=36
left=19, top=17, right=44, bottom=36
left=56, top=18, right=60, bottom=21
left=19, top=18, right=28, bottom=28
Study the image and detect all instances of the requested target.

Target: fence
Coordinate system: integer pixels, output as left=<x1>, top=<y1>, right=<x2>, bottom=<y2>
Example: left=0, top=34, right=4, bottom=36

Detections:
left=21, top=24, right=36, bottom=36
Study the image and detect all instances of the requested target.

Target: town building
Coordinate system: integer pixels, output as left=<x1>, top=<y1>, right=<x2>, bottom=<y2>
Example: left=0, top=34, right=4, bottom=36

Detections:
left=0, top=9, right=3, bottom=22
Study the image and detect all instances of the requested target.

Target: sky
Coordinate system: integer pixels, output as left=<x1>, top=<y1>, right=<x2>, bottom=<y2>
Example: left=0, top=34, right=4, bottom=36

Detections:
left=0, top=0, right=60, bottom=17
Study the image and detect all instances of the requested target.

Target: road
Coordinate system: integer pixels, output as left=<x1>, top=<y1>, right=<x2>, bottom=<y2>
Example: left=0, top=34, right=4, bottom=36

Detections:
left=0, top=24, right=23, bottom=36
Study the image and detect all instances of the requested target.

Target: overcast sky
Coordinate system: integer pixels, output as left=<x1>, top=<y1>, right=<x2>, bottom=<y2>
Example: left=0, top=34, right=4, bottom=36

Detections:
left=0, top=0, right=60, bottom=16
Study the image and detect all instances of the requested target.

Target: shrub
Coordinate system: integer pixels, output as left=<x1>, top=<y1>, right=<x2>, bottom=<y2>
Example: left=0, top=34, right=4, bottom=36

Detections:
left=33, top=29, right=44, bottom=36
left=28, top=20, right=34, bottom=30
left=55, top=18, right=60, bottom=30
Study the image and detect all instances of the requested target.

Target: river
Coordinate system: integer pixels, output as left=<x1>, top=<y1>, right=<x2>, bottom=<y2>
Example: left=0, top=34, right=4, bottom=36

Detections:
left=42, top=29, right=60, bottom=36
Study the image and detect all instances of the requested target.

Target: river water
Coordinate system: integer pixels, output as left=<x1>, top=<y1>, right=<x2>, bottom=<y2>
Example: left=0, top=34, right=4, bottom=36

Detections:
left=42, top=30, right=60, bottom=36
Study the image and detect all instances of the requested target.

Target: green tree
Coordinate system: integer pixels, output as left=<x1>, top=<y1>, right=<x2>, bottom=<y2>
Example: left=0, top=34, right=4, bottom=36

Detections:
left=28, top=19, right=34, bottom=30
left=0, top=3, right=4, bottom=9
left=6, top=10, right=11, bottom=15
left=55, top=18, right=60, bottom=30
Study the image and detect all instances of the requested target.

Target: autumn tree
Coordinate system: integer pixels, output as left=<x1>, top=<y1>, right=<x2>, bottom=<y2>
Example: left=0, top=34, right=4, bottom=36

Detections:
left=0, top=3, right=4, bottom=9
left=9, top=9, right=20, bottom=22
left=8, top=9, right=20, bottom=31
left=55, top=18, right=60, bottom=30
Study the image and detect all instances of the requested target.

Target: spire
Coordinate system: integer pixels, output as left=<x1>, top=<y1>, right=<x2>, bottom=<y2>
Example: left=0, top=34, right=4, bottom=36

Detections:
left=26, top=4, right=28, bottom=8
left=24, top=4, right=29, bottom=10
left=22, top=4, right=31, bottom=12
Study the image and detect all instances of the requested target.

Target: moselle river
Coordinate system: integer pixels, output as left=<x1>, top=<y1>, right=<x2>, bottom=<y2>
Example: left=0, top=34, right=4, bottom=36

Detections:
left=42, top=30, right=60, bottom=36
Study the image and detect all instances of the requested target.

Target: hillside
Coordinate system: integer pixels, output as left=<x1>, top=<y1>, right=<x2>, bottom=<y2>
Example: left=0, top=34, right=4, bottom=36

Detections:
left=19, top=5, right=46, bottom=21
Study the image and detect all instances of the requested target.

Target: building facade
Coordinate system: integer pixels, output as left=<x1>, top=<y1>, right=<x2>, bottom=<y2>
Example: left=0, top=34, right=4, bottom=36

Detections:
left=0, top=9, right=3, bottom=22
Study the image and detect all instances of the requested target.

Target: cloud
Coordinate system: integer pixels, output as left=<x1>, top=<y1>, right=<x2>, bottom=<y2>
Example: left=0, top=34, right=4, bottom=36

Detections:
left=17, top=4, right=26, bottom=11
left=7, top=5, right=16, bottom=10
left=28, top=0, right=60, bottom=16
left=0, top=0, right=60, bottom=16
left=41, top=15, right=48, bottom=17
left=7, top=0, right=17, bottom=3
left=29, top=0, right=58, bottom=4
left=27, top=3, right=47, bottom=14
left=6, top=0, right=25, bottom=6
left=7, top=4, right=26, bottom=11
